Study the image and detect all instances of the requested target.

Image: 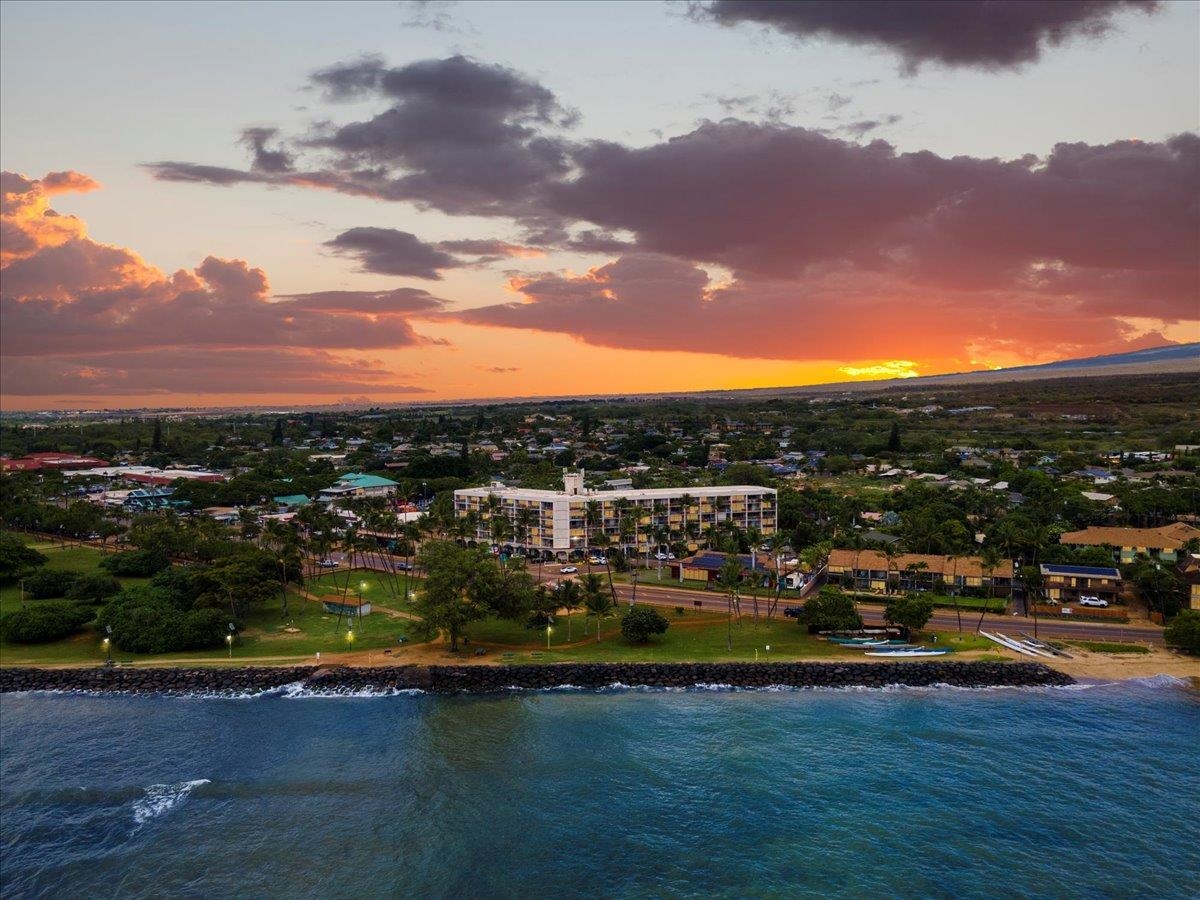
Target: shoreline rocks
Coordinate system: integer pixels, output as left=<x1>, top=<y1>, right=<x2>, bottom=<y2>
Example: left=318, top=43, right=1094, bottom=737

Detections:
left=0, top=661, right=1073, bottom=695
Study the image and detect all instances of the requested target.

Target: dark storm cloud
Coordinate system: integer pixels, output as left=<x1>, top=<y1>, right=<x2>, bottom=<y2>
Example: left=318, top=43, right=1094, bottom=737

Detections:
left=324, top=226, right=460, bottom=278
left=239, top=127, right=294, bottom=173
left=151, top=55, right=577, bottom=218
left=694, top=0, right=1160, bottom=72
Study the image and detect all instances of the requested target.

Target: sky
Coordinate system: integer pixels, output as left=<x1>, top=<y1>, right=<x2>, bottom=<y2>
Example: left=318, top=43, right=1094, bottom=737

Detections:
left=1, top=0, right=1197, bottom=410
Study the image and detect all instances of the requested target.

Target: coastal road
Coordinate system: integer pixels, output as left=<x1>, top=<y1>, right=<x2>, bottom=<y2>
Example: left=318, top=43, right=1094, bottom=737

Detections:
left=320, top=552, right=1167, bottom=647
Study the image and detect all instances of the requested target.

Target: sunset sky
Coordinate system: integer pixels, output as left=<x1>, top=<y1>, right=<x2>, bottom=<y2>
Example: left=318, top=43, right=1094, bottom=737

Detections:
left=2, top=0, right=1197, bottom=410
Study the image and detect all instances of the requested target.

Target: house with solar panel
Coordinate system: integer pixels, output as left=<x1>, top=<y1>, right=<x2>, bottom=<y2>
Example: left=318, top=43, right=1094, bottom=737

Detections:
left=1039, top=563, right=1122, bottom=605
left=668, top=551, right=776, bottom=586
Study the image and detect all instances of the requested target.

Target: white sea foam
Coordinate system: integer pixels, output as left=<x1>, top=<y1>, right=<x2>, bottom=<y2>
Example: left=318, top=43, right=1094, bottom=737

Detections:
left=277, top=683, right=425, bottom=699
left=131, top=779, right=210, bottom=828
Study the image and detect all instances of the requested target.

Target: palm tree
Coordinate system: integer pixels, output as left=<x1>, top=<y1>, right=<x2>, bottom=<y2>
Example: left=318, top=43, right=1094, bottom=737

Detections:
left=557, top=578, right=582, bottom=642
left=654, top=525, right=671, bottom=579
left=883, top=544, right=901, bottom=597
left=592, top=531, right=619, bottom=607
left=978, top=546, right=1004, bottom=632
left=746, top=525, right=763, bottom=571
left=584, top=500, right=601, bottom=567
left=946, top=552, right=962, bottom=633
left=515, top=506, right=536, bottom=556
left=581, top=573, right=615, bottom=643
left=679, top=493, right=694, bottom=550
left=716, top=549, right=744, bottom=652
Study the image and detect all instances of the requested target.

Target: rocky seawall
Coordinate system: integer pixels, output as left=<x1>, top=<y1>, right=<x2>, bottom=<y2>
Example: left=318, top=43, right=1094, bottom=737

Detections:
left=0, top=661, right=1073, bottom=694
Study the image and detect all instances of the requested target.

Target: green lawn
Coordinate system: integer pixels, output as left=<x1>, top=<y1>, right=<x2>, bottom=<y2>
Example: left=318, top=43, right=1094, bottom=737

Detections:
left=306, top=569, right=423, bottom=612
left=0, top=543, right=150, bottom=616
left=851, top=592, right=1008, bottom=613
left=465, top=605, right=994, bottom=664
left=0, top=588, right=417, bottom=667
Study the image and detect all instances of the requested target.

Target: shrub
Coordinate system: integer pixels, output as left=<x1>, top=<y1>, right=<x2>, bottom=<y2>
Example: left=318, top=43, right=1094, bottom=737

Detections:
left=0, top=531, right=48, bottom=581
left=22, top=569, right=81, bottom=599
left=801, top=587, right=864, bottom=632
left=1164, top=610, right=1200, bottom=655
left=1, top=601, right=93, bottom=643
left=66, top=573, right=123, bottom=605
left=621, top=605, right=669, bottom=643
left=884, top=593, right=936, bottom=633
left=95, top=589, right=227, bottom=654
left=100, top=549, right=171, bottom=577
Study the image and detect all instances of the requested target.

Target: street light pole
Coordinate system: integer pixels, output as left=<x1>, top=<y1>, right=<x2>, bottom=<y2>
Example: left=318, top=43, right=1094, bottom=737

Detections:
left=630, top=569, right=639, bottom=606
left=546, top=623, right=552, bottom=650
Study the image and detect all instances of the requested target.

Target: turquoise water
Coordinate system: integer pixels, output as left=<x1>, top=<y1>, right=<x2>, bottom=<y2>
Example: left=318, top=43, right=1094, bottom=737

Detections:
left=2, top=679, right=1198, bottom=898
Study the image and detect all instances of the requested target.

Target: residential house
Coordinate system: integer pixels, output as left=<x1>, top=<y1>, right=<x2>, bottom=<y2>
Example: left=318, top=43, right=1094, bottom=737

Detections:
left=1039, top=564, right=1121, bottom=605
left=827, top=549, right=1015, bottom=596
left=1059, top=522, right=1200, bottom=565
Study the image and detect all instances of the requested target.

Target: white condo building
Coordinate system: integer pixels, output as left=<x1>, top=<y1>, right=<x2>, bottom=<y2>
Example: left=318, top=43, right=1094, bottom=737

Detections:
left=453, top=470, right=776, bottom=558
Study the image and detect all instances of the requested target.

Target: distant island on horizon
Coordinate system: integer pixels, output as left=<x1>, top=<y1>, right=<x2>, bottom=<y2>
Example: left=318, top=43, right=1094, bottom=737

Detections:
left=4, top=342, right=1197, bottom=419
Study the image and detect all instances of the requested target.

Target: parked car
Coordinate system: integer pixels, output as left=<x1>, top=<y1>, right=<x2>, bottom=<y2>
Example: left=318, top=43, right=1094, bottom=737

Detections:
left=317, top=559, right=339, bottom=568
left=1077, top=596, right=1109, bottom=608
left=654, top=552, right=675, bottom=560
left=560, top=565, right=578, bottom=574
left=588, top=556, right=606, bottom=565
left=783, top=606, right=804, bottom=619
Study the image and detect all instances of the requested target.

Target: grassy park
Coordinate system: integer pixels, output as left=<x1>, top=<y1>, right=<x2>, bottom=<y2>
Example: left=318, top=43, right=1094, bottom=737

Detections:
left=1, top=536, right=999, bottom=668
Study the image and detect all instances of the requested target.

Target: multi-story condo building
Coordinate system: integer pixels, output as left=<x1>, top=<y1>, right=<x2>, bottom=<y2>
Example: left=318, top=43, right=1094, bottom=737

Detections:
left=453, top=470, right=776, bottom=559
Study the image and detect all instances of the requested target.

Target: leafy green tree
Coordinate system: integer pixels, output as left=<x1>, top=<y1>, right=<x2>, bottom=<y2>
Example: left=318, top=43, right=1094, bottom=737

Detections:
left=1128, top=560, right=1186, bottom=619
left=100, top=549, right=171, bottom=577
left=96, top=589, right=226, bottom=653
left=800, top=587, right=864, bottom=632
left=22, top=569, right=81, bottom=599
left=66, top=573, right=123, bottom=604
left=620, top=605, right=669, bottom=643
left=1, top=601, right=93, bottom=643
left=412, top=541, right=492, bottom=651
left=1164, top=610, right=1200, bottom=654
left=0, top=532, right=47, bottom=582
left=887, top=422, right=902, bottom=452
left=885, top=593, right=936, bottom=634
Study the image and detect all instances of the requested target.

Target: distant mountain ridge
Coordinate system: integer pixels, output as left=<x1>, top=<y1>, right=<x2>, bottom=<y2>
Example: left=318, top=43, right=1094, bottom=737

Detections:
left=996, top=342, right=1199, bottom=373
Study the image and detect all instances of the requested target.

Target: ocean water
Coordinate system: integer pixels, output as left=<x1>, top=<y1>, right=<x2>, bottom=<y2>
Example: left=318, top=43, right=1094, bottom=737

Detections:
left=2, top=679, right=1198, bottom=899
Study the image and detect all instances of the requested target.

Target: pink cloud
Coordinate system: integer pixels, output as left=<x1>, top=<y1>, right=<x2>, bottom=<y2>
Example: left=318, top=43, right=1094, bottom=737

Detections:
left=1, top=171, right=446, bottom=398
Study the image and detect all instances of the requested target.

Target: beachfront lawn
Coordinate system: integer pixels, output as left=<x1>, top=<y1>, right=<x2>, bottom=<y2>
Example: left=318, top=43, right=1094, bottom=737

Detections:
left=915, top=631, right=994, bottom=652
left=306, top=570, right=423, bottom=612
left=0, top=543, right=149, bottom=615
left=463, top=606, right=975, bottom=664
left=0, top=588, right=419, bottom=667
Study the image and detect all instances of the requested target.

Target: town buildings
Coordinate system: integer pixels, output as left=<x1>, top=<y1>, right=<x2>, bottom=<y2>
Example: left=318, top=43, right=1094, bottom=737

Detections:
left=1039, top=563, right=1122, bottom=605
left=453, top=470, right=777, bottom=558
left=827, top=549, right=1016, bottom=596
left=1059, top=522, right=1200, bottom=564
left=317, top=473, right=400, bottom=503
